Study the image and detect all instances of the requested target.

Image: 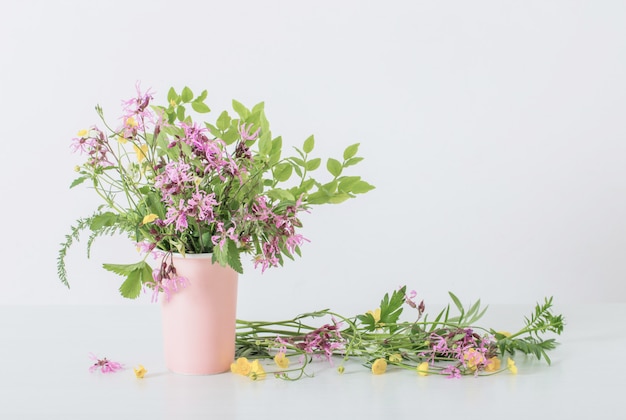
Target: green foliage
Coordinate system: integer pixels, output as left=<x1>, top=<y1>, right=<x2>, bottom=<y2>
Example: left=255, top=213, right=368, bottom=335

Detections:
left=235, top=287, right=566, bottom=380
left=103, top=261, right=152, bottom=299
left=61, top=85, right=374, bottom=299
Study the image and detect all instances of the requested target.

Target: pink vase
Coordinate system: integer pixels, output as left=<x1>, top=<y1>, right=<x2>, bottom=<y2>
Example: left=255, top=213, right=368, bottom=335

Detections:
left=161, top=253, right=238, bottom=375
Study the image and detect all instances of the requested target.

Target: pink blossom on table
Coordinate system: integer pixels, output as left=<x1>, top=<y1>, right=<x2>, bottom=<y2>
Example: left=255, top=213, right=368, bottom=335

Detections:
left=89, top=353, right=123, bottom=374
left=275, top=319, right=346, bottom=365
left=441, top=365, right=462, bottom=379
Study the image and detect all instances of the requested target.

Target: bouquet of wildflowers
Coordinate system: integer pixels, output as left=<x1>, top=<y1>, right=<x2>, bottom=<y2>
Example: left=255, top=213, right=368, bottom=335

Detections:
left=233, top=286, right=565, bottom=380
left=58, top=84, right=374, bottom=299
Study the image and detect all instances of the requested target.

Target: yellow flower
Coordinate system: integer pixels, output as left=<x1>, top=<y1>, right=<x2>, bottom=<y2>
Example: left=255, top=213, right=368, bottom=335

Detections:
left=274, top=352, right=289, bottom=369
left=497, top=331, right=512, bottom=338
left=417, top=362, right=429, bottom=376
left=133, top=365, right=147, bottom=379
left=142, top=213, right=159, bottom=225
left=230, top=357, right=251, bottom=376
left=507, top=358, right=518, bottom=375
left=371, top=358, right=387, bottom=375
left=462, top=348, right=486, bottom=371
left=125, top=116, right=138, bottom=127
left=249, top=360, right=266, bottom=380
left=484, top=356, right=501, bottom=372
left=170, top=99, right=176, bottom=107
left=134, top=144, right=149, bottom=163
left=117, top=135, right=128, bottom=144
left=367, top=308, right=381, bottom=323
left=77, top=129, right=88, bottom=137
left=337, top=366, right=345, bottom=374
left=389, top=353, right=402, bottom=363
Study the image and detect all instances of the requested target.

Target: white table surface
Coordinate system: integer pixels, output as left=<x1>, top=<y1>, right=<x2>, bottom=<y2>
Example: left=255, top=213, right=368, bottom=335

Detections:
left=0, top=303, right=623, bottom=419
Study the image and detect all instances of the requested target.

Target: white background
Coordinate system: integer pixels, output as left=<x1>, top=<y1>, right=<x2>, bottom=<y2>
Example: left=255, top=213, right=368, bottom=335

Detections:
left=1, top=0, right=625, bottom=314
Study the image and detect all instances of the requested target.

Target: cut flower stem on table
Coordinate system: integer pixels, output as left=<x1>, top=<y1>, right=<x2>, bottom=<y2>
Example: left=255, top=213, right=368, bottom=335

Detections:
left=233, top=286, right=565, bottom=380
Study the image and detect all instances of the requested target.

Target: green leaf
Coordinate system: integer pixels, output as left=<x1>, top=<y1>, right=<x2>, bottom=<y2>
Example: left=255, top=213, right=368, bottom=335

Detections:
left=181, top=86, right=193, bottom=103
left=222, top=127, right=239, bottom=145
left=176, top=105, right=185, bottom=121
left=69, top=176, right=88, bottom=189
left=195, top=89, right=208, bottom=102
left=379, top=286, right=406, bottom=332
left=191, top=101, right=211, bottom=113
left=305, top=158, right=321, bottom=171
left=89, top=212, right=117, bottom=230
left=266, top=188, right=295, bottom=202
left=448, top=292, right=464, bottom=315
left=344, top=157, right=364, bottom=168
left=216, top=111, right=231, bottom=131
left=227, top=239, right=243, bottom=274
left=327, top=193, right=351, bottom=204
left=258, top=132, right=272, bottom=156
left=305, top=191, right=330, bottom=205
left=102, top=261, right=147, bottom=276
left=343, top=143, right=360, bottom=160
left=351, top=180, right=375, bottom=194
left=232, top=99, right=250, bottom=119
left=273, top=163, right=293, bottom=182
left=119, top=271, right=142, bottom=299
left=327, top=158, right=342, bottom=177
left=338, top=176, right=361, bottom=193
left=167, top=87, right=178, bottom=104
left=303, top=135, right=315, bottom=154
left=290, top=157, right=305, bottom=167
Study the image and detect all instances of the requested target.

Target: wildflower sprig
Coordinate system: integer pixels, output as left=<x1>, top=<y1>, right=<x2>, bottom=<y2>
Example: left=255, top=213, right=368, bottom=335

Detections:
left=233, top=286, right=565, bottom=380
left=59, top=84, right=373, bottom=299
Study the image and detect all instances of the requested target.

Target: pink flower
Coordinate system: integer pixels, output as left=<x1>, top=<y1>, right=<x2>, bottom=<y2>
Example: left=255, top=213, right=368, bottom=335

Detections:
left=238, top=122, right=261, bottom=141
left=89, top=353, right=123, bottom=373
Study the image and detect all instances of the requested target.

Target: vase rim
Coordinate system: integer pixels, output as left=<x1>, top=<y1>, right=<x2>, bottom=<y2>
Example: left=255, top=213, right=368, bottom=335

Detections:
left=171, top=252, right=213, bottom=259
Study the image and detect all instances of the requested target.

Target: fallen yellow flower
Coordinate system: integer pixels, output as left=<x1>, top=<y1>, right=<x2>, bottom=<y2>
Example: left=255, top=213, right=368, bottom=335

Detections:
left=274, top=352, right=289, bottom=369
left=230, top=357, right=252, bottom=376
left=371, top=358, right=387, bottom=375
left=484, top=357, right=501, bottom=372
left=507, top=358, right=518, bottom=375
left=417, top=362, right=429, bottom=376
left=133, top=365, right=147, bottom=379
left=249, top=360, right=266, bottom=380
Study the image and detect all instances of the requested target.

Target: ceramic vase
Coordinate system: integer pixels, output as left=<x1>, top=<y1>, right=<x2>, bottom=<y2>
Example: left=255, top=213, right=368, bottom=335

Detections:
left=161, top=253, right=238, bottom=375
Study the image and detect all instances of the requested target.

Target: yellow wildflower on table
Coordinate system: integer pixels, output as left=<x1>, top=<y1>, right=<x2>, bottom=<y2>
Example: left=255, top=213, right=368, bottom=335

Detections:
left=507, top=358, right=518, bottom=375
left=371, top=358, right=387, bottom=375
left=249, top=360, right=266, bottom=380
left=230, top=357, right=252, bottom=376
left=133, top=365, right=147, bottom=379
left=417, top=362, right=429, bottom=376
left=484, top=357, right=501, bottom=372
left=389, top=353, right=402, bottom=364
left=274, top=352, right=289, bottom=369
